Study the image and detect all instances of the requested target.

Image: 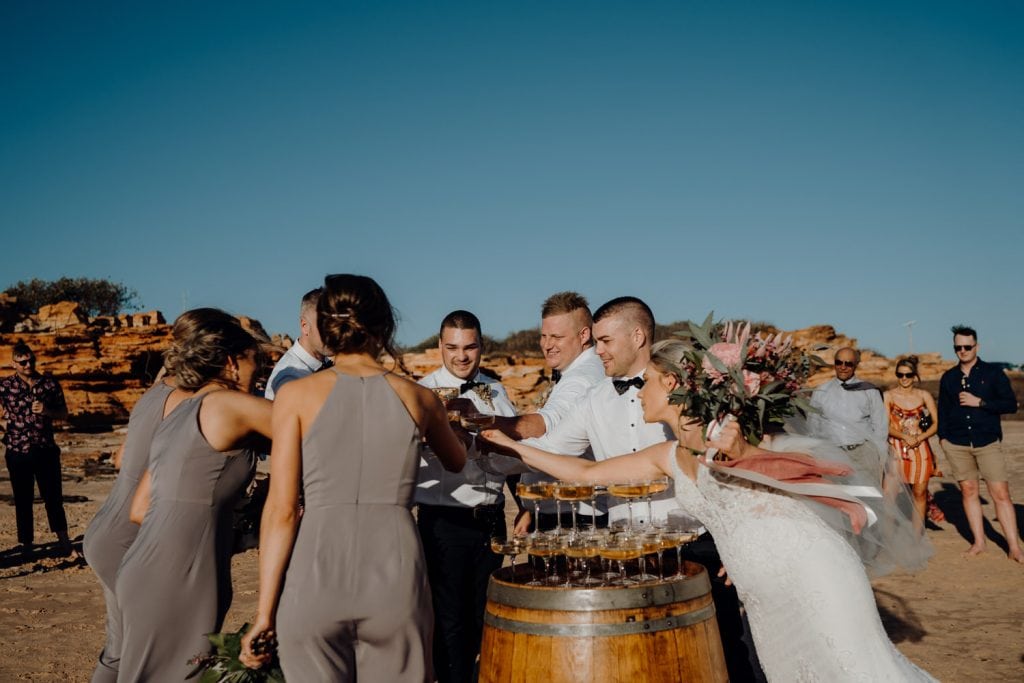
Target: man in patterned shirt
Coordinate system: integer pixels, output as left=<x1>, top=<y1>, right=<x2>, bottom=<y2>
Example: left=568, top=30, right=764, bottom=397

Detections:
left=0, top=341, right=75, bottom=557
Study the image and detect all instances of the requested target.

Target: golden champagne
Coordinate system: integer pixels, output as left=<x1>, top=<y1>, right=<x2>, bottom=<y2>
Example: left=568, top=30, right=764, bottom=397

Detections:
left=554, top=483, right=595, bottom=500
left=607, top=483, right=649, bottom=498
left=647, top=480, right=670, bottom=495
left=601, top=547, right=643, bottom=561
left=517, top=482, right=556, bottom=500
left=491, top=538, right=525, bottom=555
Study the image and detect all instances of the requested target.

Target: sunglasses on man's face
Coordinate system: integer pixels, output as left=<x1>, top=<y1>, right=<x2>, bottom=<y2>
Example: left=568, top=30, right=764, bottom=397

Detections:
left=834, top=360, right=857, bottom=368
left=954, top=345, right=975, bottom=352
left=896, top=372, right=915, bottom=378
left=13, top=358, right=34, bottom=367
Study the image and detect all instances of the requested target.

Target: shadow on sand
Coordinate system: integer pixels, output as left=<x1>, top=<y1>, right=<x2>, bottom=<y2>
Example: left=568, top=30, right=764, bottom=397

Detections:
left=874, top=588, right=928, bottom=644
left=0, top=535, right=86, bottom=576
left=932, top=482, right=1024, bottom=554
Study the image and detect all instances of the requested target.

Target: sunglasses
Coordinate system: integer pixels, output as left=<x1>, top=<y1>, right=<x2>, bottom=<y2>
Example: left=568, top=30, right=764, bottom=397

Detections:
left=895, top=371, right=915, bottom=378
left=13, top=358, right=34, bottom=367
left=834, top=360, right=857, bottom=368
left=954, top=345, right=975, bottom=352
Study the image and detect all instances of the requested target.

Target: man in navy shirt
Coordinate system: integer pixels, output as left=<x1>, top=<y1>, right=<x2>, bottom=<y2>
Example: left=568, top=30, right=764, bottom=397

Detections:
left=938, top=325, right=1021, bottom=562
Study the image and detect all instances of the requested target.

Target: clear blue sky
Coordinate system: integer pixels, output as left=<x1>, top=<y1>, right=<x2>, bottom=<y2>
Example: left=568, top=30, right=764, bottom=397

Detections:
left=3, top=1, right=1022, bottom=361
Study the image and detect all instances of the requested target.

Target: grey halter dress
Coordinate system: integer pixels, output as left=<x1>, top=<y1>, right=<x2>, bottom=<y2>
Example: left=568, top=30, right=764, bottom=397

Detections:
left=83, top=381, right=175, bottom=683
left=114, top=393, right=255, bottom=682
left=276, top=371, right=433, bottom=682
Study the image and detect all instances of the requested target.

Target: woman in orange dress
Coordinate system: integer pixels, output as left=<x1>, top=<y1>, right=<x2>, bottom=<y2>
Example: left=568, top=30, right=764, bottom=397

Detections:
left=883, top=356, right=943, bottom=529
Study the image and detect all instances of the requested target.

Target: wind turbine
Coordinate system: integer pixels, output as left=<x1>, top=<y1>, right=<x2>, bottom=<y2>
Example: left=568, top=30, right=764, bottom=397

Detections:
left=902, top=320, right=916, bottom=354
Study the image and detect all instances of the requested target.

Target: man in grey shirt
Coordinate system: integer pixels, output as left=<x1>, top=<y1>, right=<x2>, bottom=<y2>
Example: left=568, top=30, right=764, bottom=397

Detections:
left=808, top=346, right=888, bottom=485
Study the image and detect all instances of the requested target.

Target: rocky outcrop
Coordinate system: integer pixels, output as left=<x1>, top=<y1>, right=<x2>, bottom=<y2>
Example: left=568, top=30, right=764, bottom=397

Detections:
left=0, top=302, right=283, bottom=431
left=1, top=306, right=1012, bottom=430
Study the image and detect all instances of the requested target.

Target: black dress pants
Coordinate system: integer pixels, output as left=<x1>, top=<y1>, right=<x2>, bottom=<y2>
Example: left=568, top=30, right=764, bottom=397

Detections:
left=684, top=532, right=766, bottom=683
left=5, top=445, right=68, bottom=546
left=417, top=504, right=505, bottom=683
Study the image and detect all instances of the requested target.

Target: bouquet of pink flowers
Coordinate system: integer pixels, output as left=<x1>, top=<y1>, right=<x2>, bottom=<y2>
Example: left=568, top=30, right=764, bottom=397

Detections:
left=669, top=314, right=823, bottom=445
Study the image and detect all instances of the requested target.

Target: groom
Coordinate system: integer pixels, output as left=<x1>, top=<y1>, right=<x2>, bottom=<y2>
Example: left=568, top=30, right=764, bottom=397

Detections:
left=482, top=296, right=763, bottom=681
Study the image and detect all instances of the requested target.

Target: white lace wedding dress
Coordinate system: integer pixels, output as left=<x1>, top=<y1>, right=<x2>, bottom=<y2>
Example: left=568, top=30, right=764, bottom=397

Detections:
left=671, top=451, right=936, bottom=682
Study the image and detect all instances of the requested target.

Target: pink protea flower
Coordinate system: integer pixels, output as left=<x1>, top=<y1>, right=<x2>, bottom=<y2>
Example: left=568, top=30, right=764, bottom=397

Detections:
left=702, top=342, right=743, bottom=383
left=742, top=370, right=762, bottom=396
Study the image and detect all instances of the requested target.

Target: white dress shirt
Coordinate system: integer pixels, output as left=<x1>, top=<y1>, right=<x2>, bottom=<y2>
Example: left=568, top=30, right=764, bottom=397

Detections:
left=264, top=342, right=322, bottom=400
left=415, top=366, right=517, bottom=508
left=522, top=347, right=607, bottom=517
left=808, top=377, right=888, bottom=453
left=525, top=374, right=676, bottom=524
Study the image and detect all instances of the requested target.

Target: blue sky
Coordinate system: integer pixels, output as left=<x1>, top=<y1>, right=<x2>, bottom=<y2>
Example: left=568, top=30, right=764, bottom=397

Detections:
left=2, top=1, right=1022, bottom=361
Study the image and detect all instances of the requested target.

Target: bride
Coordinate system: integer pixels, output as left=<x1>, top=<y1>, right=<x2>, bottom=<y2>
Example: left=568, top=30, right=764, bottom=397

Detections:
left=482, top=337, right=935, bottom=682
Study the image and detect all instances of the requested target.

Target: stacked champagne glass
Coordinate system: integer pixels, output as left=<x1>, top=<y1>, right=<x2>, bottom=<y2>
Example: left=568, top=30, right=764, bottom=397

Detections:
left=489, top=477, right=701, bottom=587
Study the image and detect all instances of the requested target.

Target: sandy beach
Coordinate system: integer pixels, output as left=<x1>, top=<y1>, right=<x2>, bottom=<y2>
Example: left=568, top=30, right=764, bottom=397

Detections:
left=2, top=425, right=1022, bottom=682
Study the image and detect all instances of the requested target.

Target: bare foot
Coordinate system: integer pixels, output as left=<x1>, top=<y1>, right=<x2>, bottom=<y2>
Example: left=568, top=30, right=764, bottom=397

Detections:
left=1009, top=549, right=1024, bottom=564
left=962, top=544, right=985, bottom=557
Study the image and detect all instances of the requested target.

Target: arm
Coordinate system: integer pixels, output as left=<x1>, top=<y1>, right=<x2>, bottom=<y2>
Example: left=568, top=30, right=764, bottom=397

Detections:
left=240, top=392, right=304, bottom=669
left=481, top=429, right=673, bottom=483
left=491, top=413, right=547, bottom=440
left=422, top=390, right=467, bottom=473
left=199, top=392, right=274, bottom=451
left=883, top=392, right=905, bottom=441
left=918, top=391, right=939, bottom=442
left=982, top=369, right=1019, bottom=415
left=112, top=443, right=126, bottom=471
left=128, top=470, right=152, bottom=525
left=937, top=376, right=953, bottom=441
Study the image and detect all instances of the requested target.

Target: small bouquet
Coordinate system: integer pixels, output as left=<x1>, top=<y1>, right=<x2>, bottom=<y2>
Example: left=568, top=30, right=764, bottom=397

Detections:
left=669, top=314, right=823, bottom=446
left=187, top=624, right=284, bottom=683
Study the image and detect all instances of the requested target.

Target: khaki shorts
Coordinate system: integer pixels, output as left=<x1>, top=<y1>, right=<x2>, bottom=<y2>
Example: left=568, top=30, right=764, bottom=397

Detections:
left=940, top=440, right=1007, bottom=482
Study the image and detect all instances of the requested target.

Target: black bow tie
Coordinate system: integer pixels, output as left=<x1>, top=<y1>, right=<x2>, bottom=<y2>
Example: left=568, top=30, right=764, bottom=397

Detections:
left=320, top=357, right=334, bottom=370
left=551, top=369, right=562, bottom=384
left=460, top=380, right=485, bottom=394
left=612, top=377, right=645, bottom=395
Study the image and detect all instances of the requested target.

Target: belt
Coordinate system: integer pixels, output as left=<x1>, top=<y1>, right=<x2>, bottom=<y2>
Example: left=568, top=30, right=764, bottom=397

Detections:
left=418, top=503, right=504, bottom=521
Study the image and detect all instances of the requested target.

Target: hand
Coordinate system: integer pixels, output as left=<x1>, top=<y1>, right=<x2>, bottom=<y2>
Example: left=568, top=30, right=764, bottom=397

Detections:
left=513, top=509, right=532, bottom=536
left=476, top=429, right=522, bottom=459
left=30, top=400, right=44, bottom=415
left=959, top=392, right=982, bottom=408
left=903, top=435, right=919, bottom=448
left=239, top=618, right=275, bottom=670
left=716, top=565, right=733, bottom=587
left=706, top=420, right=752, bottom=460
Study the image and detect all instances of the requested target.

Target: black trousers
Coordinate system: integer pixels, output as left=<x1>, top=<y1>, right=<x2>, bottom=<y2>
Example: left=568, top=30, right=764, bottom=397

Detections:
left=5, top=445, right=68, bottom=545
left=684, top=533, right=766, bottom=683
left=417, top=504, right=505, bottom=683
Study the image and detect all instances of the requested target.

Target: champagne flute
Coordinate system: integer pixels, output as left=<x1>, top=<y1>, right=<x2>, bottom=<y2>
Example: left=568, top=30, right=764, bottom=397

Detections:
left=657, top=530, right=682, bottom=580
left=516, top=481, right=554, bottom=537
left=638, top=530, right=662, bottom=583
left=607, top=481, right=650, bottom=531
left=600, top=533, right=642, bottom=586
left=554, top=481, right=594, bottom=534
left=527, top=533, right=562, bottom=585
left=644, top=477, right=670, bottom=527
left=562, top=532, right=601, bottom=587
left=491, top=535, right=526, bottom=583
left=430, top=387, right=462, bottom=424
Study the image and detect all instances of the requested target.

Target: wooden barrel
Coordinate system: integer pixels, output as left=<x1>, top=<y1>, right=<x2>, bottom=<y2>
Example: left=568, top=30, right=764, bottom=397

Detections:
left=479, top=562, right=727, bottom=682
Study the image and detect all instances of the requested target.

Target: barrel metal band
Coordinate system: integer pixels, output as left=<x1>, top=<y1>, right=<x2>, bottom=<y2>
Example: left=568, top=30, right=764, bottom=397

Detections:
left=487, top=572, right=711, bottom=611
left=484, top=603, right=716, bottom=637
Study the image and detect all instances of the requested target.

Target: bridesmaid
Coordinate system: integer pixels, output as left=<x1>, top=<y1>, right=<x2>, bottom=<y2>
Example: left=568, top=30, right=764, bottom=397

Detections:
left=240, top=274, right=467, bottom=681
left=884, top=356, right=942, bottom=530
left=82, top=309, right=202, bottom=681
left=114, top=308, right=272, bottom=682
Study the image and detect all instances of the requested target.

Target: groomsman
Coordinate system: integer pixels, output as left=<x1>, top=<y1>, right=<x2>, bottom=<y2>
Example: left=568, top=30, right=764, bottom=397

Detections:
left=264, top=288, right=329, bottom=400
left=415, top=310, right=517, bottom=683
left=490, top=291, right=605, bottom=532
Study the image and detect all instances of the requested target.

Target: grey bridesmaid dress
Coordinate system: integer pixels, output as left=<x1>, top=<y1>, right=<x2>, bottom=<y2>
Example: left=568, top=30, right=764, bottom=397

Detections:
left=276, top=371, right=433, bottom=682
left=114, top=393, right=255, bottom=682
left=83, top=381, right=174, bottom=683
